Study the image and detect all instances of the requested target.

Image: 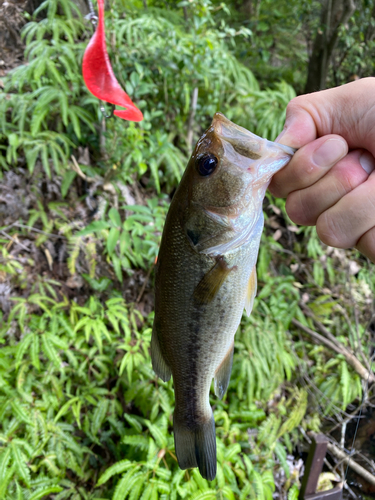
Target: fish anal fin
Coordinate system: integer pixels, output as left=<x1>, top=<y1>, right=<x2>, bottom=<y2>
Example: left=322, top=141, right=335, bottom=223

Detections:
left=245, top=266, right=257, bottom=317
left=214, top=342, right=234, bottom=399
left=193, top=257, right=236, bottom=305
left=151, top=327, right=171, bottom=382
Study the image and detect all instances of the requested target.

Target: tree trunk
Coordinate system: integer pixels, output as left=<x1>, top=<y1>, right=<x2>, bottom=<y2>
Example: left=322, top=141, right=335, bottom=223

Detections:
left=305, top=0, right=356, bottom=93
left=242, top=0, right=253, bottom=18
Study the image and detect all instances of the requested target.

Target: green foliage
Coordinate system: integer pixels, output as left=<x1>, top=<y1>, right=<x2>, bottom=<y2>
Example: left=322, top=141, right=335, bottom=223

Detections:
left=1, top=0, right=374, bottom=498
left=0, top=0, right=96, bottom=178
left=77, top=199, right=168, bottom=282
left=0, top=285, right=303, bottom=499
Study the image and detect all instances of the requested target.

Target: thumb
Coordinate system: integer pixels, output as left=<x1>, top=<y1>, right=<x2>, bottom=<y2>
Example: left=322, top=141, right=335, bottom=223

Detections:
left=275, top=77, right=375, bottom=156
left=276, top=105, right=318, bottom=149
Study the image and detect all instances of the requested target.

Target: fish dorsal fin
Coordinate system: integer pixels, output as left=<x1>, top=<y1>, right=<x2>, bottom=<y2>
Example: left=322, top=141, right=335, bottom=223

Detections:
left=151, top=327, right=172, bottom=382
left=214, top=342, right=234, bottom=399
left=193, top=257, right=235, bottom=305
left=245, top=266, right=257, bottom=317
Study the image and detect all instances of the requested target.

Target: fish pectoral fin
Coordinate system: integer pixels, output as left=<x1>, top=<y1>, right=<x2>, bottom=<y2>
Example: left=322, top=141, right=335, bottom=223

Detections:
left=193, top=257, right=236, bottom=305
left=244, top=266, right=257, bottom=317
left=151, top=327, right=171, bottom=382
left=214, top=342, right=234, bottom=399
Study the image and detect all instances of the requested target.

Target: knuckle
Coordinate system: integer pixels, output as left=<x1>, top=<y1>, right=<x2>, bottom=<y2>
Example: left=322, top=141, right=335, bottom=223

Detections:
left=356, top=227, right=375, bottom=263
left=268, top=178, right=285, bottom=198
left=334, top=164, right=366, bottom=194
left=286, top=95, right=305, bottom=113
left=286, top=190, right=316, bottom=225
left=316, top=211, right=351, bottom=248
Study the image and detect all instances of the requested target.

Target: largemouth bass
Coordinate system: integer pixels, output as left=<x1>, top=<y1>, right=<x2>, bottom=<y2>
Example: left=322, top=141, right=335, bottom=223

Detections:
left=151, top=113, right=295, bottom=480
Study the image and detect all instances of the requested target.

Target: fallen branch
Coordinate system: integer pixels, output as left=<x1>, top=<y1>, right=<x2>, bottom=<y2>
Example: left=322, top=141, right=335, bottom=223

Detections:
left=327, top=442, right=375, bottom=487
left=71, top=155, right=98, bottom=183
left=300, top=303, right=345, bottom=347
left=291, top=318, right=375, bottom=384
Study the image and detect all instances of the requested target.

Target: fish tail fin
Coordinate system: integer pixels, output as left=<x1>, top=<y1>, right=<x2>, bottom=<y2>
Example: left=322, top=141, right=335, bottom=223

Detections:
left=173, top=411, right=217, bottom=481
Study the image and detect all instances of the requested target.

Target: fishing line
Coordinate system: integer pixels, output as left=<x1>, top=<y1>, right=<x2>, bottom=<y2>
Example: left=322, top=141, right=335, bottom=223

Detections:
left=86, top=0, right=98, bottom=26
left=85, top=0, right=115, bottom=120
left=344, top=351, right=375, bottom=482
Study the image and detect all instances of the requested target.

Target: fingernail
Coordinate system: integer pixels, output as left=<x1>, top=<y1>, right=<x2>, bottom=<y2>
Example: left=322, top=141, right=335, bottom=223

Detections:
left=313, top=138, right=347, bottom=167
left=276, top=129, right=286, bottom=142
left=276, top=120, right=294, bottom=145
left=359, top=151, right=375, bottom=175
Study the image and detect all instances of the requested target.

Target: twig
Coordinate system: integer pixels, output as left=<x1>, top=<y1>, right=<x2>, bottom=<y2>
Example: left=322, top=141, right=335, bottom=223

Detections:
left=136, top=265, right=154, bottom=304
left=340, top=420, right=347, bottom=477
left=299, top=303, right=345, bottom=347
left=12, top=223, right=66, bottom=240
left=327, top=442, right=375, bottom=487
left=301, top=303, right=373, bottom=372
left=71, top=155, right=98, bottom=183
left=0, top=230, right=30, bottom=251
left=291, top=318, right=375, bottom=384
left=328, top=405, right=366, bottom=434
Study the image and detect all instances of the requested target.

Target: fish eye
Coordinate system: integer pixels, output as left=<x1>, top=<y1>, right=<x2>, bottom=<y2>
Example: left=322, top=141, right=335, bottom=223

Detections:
left=196, top=154, right=218, bottom=176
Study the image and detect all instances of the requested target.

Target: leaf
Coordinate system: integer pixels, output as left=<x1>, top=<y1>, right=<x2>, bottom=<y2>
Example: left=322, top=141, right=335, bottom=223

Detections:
left=96, top=460, right=133, bottom=486
left=144, top=421, right=167, bottom=449
left=10, top=401, right=31, bottom=424
left=109, top=208, right=122, bottom=227
left=77, top=220, right=109, bottom=236
left=0, top=464, right=15, bottom=499
left=92, top=399, right=109, bottom=436
left=61, top=170, right=77, bottom=198
left=29, top=487, right=64, bottom=500
left=275, top=442, right=289, bottom=477
left=124, top=414, right=143, bottom=433
left=122, top=435, right=149, bottom=450
left=0, top=447, right=11, bottom=482
left=54, top=397, right=80, bottom=423
left=287, top=483, right=299, bottom=500
left=11, top=442, right=30, bottom=487
left=107, top=227, right=120, bottom=255
left=222, top=486, right=235, bottom=500
left=15, top=334, right=33, bottom=368
left=31, top=333, right=40, bottom=371
left=340, top=361, right=350, bottom=409
left=190, top=491, right=217, bottom=500
left=41, top=336, right=61, bottom=369
left=112, top=254, right=123, bottom=283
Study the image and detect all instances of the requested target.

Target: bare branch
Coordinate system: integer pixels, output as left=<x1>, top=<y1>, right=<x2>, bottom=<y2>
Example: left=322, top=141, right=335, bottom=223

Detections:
left=291, top=318, right=375, bottom=384
left=327, top=442, right=375, bottom=487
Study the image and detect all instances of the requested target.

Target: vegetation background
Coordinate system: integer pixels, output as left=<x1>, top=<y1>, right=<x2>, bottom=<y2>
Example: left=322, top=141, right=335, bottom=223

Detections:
left=0, top=0, right=375, bottom=498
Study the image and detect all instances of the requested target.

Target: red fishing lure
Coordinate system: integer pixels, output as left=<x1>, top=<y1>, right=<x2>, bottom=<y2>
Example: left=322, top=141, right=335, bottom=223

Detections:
left=82, top=0, right=143, bottom=121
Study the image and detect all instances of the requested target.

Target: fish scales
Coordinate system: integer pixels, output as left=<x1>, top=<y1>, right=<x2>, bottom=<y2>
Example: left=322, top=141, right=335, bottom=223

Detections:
left=151, top=113, right=295, bottom=480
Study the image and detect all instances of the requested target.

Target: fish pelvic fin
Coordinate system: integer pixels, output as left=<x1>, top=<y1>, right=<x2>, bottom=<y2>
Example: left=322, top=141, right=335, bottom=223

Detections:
left=174, top=412, right=217, bottom=481
left=214, top=341, right=234, bottom=399
left=245, top=266, right=257, bottom=317
left=151, top=327, right=171, bottom=382
left=193, top=256, right=236, bottom=305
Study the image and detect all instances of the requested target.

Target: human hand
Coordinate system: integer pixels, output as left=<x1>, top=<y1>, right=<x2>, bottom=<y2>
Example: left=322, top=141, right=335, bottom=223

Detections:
left=269, top=77, right=375, bottom=263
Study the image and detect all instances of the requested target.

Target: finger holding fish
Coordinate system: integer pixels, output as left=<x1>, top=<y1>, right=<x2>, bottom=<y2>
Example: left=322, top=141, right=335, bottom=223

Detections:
left=285, top=149, right=371, bottom=226
left=270, top=80, right=375, bottom=262
left=269, top=134, right=348, bottom=198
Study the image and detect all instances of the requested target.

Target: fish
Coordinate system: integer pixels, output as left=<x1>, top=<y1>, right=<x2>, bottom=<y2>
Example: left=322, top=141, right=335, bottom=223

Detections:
left=151, top=113, right=295, bottom=480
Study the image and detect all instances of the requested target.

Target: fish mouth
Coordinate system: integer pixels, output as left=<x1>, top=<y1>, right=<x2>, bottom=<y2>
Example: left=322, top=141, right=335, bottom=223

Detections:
left=212, top=112, right=296, bottom=159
